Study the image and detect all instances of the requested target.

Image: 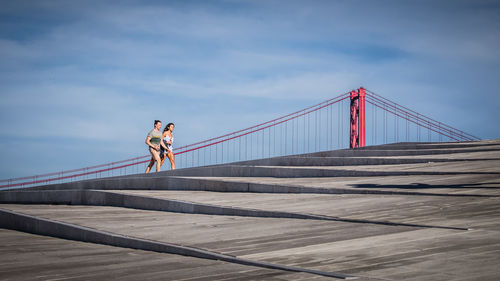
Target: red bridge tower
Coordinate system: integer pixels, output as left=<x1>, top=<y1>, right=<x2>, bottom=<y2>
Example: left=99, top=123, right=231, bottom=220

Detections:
left=350, top=87, right=366, bottom=149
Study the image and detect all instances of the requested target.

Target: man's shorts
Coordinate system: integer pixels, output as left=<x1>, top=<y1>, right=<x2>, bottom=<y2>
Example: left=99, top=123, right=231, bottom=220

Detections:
left=149, top=147, right=161, bottom=160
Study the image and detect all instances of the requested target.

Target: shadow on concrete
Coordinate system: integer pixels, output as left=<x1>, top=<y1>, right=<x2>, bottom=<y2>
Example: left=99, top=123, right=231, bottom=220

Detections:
left=350, top=183, right=500, bottom=190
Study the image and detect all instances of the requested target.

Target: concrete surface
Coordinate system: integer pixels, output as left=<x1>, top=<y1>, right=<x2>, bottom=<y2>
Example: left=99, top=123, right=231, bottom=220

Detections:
left=1, top=140, right=499, bottom=280
left=0, top=229, right=321, bottom=281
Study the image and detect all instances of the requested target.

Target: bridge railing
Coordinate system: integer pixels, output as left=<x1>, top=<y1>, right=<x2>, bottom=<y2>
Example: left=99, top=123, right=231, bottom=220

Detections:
left=173, top=91, right=351, bottom=169
left=0, top=155, right=151, bottom=189
left=1, top=91, right=352, bottom=189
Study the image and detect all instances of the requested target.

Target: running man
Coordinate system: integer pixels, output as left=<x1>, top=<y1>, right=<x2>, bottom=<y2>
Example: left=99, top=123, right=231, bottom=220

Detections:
left=145, top=120, right=163, bottom=173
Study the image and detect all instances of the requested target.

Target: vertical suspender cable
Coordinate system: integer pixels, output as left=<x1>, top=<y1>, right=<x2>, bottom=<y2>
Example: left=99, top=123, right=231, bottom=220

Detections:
left=285, top=119, right=288, bottom=155
left=250, top=132, right=253, bottom=159
left=268, top=127, right=271, bottom=158
left=292, top=118, right=294, bottom=154
left=308, top=112, right=311, bottom=152
left=316, top=110, right=318, bottom=151
left=339, top=101, right=342, bottom=147
left=341, top=101, right=344, bottom=147
left=303, top=113, right=306, bottom=154
left=262, top=128, right=264, bottom=159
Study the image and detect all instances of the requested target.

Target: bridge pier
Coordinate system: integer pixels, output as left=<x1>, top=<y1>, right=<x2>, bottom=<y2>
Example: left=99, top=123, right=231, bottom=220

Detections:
left=350, top=87, right=366, bottom=148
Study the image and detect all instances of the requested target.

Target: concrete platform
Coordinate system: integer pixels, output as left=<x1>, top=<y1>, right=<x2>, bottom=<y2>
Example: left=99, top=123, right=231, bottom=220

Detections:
left=1, top=140, right=500, bottom=280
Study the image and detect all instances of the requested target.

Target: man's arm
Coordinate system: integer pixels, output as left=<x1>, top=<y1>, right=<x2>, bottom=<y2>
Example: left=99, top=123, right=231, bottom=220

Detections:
left=146, top=136, right=158, bottom=150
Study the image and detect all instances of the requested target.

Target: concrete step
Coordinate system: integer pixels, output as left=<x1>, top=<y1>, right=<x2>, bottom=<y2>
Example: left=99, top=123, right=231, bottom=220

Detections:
left=2, top=140, right=500, bottom=281
left=229, top=146, right=500, bottom=167
left=0, top=190, right=465, bottom=230
left=357, top=141, right=498, bottom=150
left=23, top=165, right=496, bottom=192
left=232, top=157, right=495, bottom=167
left=23, top=174, right=495, bottom=199
left=301, top=147, right=500, bottom=158
left=12, top=141, right=499, bottom=192
left=141, top=164, right=496, bottom=178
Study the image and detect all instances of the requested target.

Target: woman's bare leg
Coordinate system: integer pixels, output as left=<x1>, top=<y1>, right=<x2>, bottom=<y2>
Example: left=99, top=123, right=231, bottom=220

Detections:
left=167, top=152, right=175, bottom=170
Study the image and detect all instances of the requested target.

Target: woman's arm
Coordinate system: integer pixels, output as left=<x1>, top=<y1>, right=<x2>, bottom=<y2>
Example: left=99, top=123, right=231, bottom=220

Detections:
left=160, top=132, right=169, bottom=150
left=166, top=133, right=173, bottom=145
left=160, top=139, right=168, bottom=151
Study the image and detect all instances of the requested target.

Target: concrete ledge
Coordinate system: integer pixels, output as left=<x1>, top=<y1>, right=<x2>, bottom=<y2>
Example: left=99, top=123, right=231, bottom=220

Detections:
left=358, top=142, right=496, bottom=150
left=2, top=140, right=498, bottom=280
left=301, top=147, right=500, bottom=158
left=21, top=165, right=498, bottom=192
left=233, top=157, right=498, bottom=167
left=10, top=141, right=498, bottom=192
left=0, top=190, right=469, bottom=230
left=18, top=175, right=496, bottom=199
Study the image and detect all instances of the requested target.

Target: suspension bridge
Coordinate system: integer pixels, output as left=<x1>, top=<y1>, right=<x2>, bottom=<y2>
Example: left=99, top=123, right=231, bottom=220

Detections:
left=0, top=87, right=480, bottom=189
left=0, top=86, right=499, bottom=280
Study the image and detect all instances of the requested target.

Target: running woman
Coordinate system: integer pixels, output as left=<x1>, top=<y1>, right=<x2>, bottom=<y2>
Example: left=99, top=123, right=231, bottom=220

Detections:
left=160, top=122, right=175, bottom=170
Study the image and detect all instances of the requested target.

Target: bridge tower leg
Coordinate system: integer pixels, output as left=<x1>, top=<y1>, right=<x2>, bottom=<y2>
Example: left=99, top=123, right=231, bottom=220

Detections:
left=359, top=87, right=366, bottom=147
left=350, top=87, right=366, bottom=149
left=350, top=90, right=358, bottom=148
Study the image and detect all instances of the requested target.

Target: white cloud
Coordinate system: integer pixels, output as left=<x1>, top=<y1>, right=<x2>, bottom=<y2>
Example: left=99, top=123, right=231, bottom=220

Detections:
left=1, top=0, right=500, bottom=179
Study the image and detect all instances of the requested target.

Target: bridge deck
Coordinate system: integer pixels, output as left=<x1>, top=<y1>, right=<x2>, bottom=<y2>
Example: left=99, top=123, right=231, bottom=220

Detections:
left=1, top=140, right=499, bottom=280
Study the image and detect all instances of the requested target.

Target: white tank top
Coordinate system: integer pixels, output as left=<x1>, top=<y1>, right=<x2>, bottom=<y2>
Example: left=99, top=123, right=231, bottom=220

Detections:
left=163, top=134, right=173, bottom=151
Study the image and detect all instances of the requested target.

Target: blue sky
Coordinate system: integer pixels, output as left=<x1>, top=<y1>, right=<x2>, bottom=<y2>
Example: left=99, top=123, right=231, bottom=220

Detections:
left=1, top=0, right=500, bottom=179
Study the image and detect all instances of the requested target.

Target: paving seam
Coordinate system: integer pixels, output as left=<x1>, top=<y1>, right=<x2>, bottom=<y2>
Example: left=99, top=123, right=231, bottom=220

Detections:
left=0, top=208, right=355, bottom=280
left=0, top=190, right=468, bottom=231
